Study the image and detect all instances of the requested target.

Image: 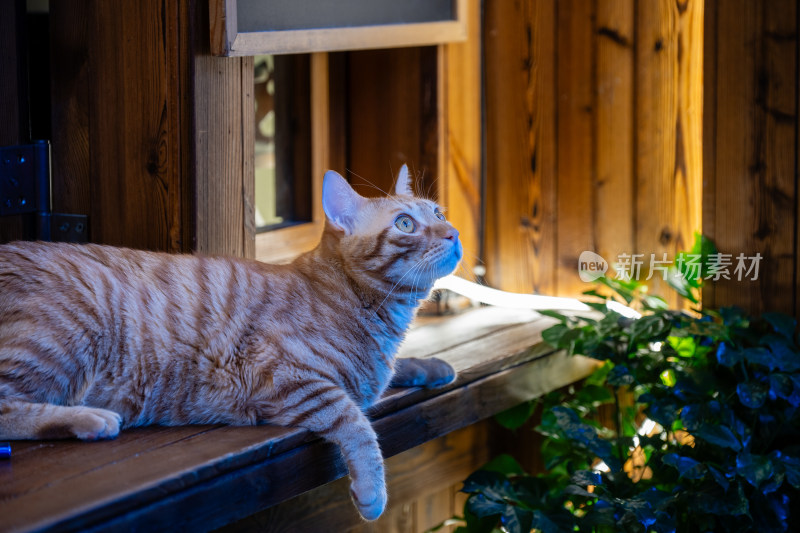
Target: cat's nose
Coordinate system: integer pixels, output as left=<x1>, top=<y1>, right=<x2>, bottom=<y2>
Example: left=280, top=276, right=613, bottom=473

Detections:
left=444, top=228, right=459, bottom=242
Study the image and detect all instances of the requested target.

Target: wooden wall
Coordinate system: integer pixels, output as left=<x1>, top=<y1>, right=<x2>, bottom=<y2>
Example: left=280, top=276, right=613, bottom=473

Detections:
left=342, top=47, right=440, bottom=201
left=703, top=0, right=800, bottom=316
left=483, top=0, right=703, bottom=301
left=0, top=0, right=35, bottom=242
left=0, top=0, right=253, bottom=256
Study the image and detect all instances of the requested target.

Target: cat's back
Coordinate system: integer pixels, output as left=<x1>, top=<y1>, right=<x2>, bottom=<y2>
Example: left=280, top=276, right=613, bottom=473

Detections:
left=0, top=241, right=279, bottom=335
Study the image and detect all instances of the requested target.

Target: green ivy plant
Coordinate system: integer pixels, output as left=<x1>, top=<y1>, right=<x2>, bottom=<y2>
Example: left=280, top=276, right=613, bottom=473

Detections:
left=443, top=236, right=800, bottom=533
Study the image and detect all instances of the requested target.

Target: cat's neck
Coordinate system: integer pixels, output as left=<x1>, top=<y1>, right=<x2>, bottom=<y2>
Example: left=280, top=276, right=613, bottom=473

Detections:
left=297, top=231, right=430, bottom=330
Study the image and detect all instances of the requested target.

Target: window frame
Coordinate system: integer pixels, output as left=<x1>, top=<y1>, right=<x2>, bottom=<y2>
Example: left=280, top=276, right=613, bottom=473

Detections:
left=210, top=0, right=467, bottom=57
left=254, top=53, right=328, bottom=264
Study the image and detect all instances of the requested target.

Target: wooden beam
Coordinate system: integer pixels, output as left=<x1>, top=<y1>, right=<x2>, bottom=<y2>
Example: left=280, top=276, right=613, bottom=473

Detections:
left=190, top=0, right=254, bottom=257
left=220, top=422, right=492, bottom=533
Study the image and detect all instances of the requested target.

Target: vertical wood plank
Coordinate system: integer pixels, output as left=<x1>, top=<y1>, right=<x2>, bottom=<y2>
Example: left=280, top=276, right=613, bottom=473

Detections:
left=442, top=0, right=482, bottom=279
left=635, top=0, right=678, bottom=299
left=676, top=0, right=704, bottom=264
left=556, top=0, right=595, bottom=298
left=49, top=0, right=91, bottom=218
left=635, top=0, right=702, bottom=305
left=347, top=47, right=439, bottom=198
left=701, top=0, right=718, bottom=310
left=484, top=0, right=557, bottom=294
left=241, top=55, right=256, bottom=259
left=706, top=0, right=796, bottom=315
left=596, top=0, right=635, bottom=274
left=416, top=487, right=453, bottom=532
left=85, top=1, right=183, bottom=252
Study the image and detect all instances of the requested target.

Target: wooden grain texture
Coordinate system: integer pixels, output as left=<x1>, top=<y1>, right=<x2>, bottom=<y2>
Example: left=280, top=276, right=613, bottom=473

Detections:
left=484, top=0, right=557, bottom=294
left=556, top=0, right=595, bottom=298
left=595, top=0, right=635, bottom=273
left=222, top=423, right=491, bottom=533
left=482, top=0, right=702, bottom=303
left=346, top=47, right=439, bottom=199
left=701, top=0, right=718, bottom=311
left=0, top=307, right=594, bottom=533
left=704, top=0, right=797, bottom=315
left=85, top=1, right=183, bottom=251
left=49, top=0, right=91, bottom=217
left=192, top=0, right=251, bottom=257
left=635, top=0, right=703, bottom=306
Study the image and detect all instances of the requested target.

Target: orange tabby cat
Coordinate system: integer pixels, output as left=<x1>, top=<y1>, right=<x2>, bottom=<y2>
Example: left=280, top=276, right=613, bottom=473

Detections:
left=0, top=166, right=461, bottom=520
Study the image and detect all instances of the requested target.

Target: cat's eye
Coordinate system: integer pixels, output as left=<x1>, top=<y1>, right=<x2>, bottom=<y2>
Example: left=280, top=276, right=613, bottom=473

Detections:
left=394, top=215, right=416, bottom=233
left=434, top=208, right=446, bottom=221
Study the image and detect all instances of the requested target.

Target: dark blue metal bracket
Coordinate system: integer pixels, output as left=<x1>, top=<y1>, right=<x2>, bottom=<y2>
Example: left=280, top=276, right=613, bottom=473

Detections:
left=0, top=141, right=87, bottom=242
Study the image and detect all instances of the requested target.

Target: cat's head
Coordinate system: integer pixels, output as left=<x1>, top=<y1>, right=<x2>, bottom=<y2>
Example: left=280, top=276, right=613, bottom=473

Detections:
left=321, top=165, right=462, bottom=295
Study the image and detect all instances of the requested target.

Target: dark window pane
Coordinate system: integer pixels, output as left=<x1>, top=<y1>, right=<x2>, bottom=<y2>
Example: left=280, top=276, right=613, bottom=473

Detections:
left=254, top=54, right=311, bottom=232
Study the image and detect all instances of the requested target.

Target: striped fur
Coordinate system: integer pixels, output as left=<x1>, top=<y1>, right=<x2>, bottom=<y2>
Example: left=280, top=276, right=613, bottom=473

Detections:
left=0, top=167, right=461, bottom=520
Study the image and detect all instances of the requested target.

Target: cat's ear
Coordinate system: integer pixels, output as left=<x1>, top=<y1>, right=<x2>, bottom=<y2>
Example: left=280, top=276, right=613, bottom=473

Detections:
left=322, top=170, right=365, bottom=233
left=394, top=164, right=413, bottom=196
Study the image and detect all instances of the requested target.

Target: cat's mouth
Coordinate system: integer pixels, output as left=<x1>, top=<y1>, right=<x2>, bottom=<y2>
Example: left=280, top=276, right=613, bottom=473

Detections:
left=427, top=240, right=462, bottom=280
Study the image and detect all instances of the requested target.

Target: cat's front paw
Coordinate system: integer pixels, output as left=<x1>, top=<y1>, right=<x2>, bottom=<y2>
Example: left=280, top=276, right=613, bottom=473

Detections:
left=350, top=477, right=387, bottom=521
left=70, top=407, right=122, bottom=441
left=392, top=357, right=457, bottom=389
left=422, top=357, right=457, bottom=388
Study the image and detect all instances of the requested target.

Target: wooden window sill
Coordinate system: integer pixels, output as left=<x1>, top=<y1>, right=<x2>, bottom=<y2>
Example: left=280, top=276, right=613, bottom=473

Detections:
left=0, top=307, right=597, bottom=533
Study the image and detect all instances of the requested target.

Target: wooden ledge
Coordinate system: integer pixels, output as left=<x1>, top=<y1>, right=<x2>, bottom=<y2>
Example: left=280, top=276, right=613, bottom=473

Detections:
left=0, top=307, right=596, bottom=533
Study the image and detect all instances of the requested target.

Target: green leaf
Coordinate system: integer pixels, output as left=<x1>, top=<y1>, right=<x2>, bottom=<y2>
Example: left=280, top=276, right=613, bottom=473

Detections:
left=541, top=324, right=570, bottom=347
left=537, top=309, right=571, bottom=323
left=736, top=382, right=768, bottom=408
left=736, top=452, right=774, bottom=488
left=666, top=267, right=700, bottom=304
left=628, top=315, right=670, bottom=348
left=660, top=369, right=676, bottom=387
left=692, top=425, right=741, bottom=451
left=582, top=289, right=608, bottom=299
left=667, top=335, right=696, bottom=358
left=495, top=401, right=536, bottom=430
left=530, top=510, right=563, bottom=533
left=500, top=504, right=532, bottom=533
left=716, top=342, right=743, bottom=367
left=607, top=365, right=634, bottom=386
left=585, top=361, right=614, bottom=386
left=762, top=312, right=797, bottom=341
left=575, top=385, right=614, bottom=407
left=481, top=454, right=526, bottom=476
left=662, top=453, right=706, bottom=479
